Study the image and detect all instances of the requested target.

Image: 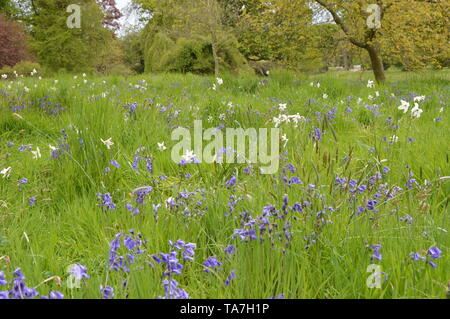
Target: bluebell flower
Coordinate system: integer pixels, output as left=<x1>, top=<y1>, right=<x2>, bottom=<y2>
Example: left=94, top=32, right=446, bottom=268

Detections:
left=225, top=176, right=237, bottom=189
left=110, top=160, right=120, bottom=168
left=70, top=264, right=89, bottom=280
left=224, top=245, right=237, bottom=256
left=369, top=245, right=382, bottom=261
left=100, top=286, right=114, bottom=299
left=42, top=291, right=64, bottom=299
left=159, top=279, right=189, bottom=299
left=289, top=176, right=302, bottom=185
left=203, top=256, right=222, bottom=273
left=427, top=247, right=442, bottom=259
left=96, top=193, right=116, bottom=211
left=0, top=271, right=7, bottom=286
left=225, top=270, right=236, bottom=286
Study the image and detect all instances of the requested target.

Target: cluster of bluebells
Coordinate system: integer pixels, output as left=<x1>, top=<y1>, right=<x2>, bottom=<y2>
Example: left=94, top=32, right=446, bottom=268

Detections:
left=203, top=256, right=222, bottom=273
left=369, top=244, right=382, bottom=262
left=152, top=239, right=196, bottom=299
left=96, top=192, right=116, bottom=211
left=164, top=189, right=208, bottom=217
left=158, top=279, right=189, bottom=299
left=131, top=147, right=153, bottom=173
left=125, top=186, right=153, bottom=214
left=109, top=230, right=147, bottom=272
left=335, top=168, right=403, bottom=216
left=0, top=268, right=63, bottom=299
left=409, top=247, right=442, bottom=269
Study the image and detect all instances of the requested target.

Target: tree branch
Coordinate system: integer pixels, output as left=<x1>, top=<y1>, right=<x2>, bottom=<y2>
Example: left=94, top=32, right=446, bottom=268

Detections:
left=314, top=0, right=368, bottom=48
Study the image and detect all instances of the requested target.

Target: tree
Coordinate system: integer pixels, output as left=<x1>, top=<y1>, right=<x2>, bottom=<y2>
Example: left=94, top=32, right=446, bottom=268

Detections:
left=313, top=0, right=449, bottom=82
left=138, top=0, right=250, bottom=75
left=96, top=0, right=123, bottom=32
left=237, top=0, right=320, bottom=70
left=30, top=0, right=113, bottom=73
left=0, top=14, right=31, bottom=68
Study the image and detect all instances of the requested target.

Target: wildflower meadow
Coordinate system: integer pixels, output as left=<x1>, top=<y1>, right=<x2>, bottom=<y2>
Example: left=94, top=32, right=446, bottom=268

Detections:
left=0, top=69, right=448, bottom=299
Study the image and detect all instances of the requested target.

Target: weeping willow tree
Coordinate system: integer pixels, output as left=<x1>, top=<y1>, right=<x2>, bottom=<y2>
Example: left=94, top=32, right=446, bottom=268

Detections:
left=138, top=0, right=252, bottom=75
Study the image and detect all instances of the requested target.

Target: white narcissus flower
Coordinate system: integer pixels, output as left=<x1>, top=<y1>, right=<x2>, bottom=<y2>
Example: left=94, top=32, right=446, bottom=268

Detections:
left=100, top=138, right=114, bottom=150
left=390, top=135, right=399, bottom=143
left=31, top=147, right=41, bottom=160
left=1, top=167, right=12, bottom=178
left=278, top=103, right=287, bottom=111
left=398, top=100, right=410, bottom=113
left=367, top=80, right=375, bottom=88
left=216, top=77, right=223, bottom=85
left=182, top=150, right=196, bottom=162
left=157, top=142, right=166, bottom=151
left=273, top=116, right=282, bottom=127
left=165, top=197, right=175, bottom=208
left=281, top=134, right=288, bottom=147
left=323, top=93, right=328, bottom=99
left=411, top=103, right=423, bottom=118
left=2, top=74, right=8, bottom=79
left=414, top=95, right=426, bottom=102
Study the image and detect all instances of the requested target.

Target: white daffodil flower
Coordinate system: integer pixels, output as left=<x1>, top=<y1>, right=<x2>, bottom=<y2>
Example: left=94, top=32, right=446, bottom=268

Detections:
left=101, top=138, right=114, bottom=150
left=157, top=142, right=167, bottom=151
left=31, top=147, right=41, bottom=160
left=398, top=100, right=410, bottom=113
left=1, top=167, right=12, bottom=178
left=182, top=150, right=196, bottom=162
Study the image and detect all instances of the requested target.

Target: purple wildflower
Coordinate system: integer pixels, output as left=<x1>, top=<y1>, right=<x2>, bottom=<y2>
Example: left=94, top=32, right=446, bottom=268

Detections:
left=100, top=286, right=114, bottom=299
left=203, top=256, right=222, bottom=273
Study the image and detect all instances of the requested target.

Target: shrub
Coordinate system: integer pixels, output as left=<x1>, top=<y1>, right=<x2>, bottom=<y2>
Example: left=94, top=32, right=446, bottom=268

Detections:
left=0, top=14, right=31, bottom=68
left=0, top=61, right=42, bottom=78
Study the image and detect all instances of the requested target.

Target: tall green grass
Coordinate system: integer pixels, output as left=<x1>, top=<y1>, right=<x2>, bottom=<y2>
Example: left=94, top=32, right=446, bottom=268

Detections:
left=0, top=69, right=448, bottom=298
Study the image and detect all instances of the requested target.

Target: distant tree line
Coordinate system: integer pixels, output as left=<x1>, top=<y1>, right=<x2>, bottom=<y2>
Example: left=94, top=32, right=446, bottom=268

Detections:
left=0, top=0, right=448, bottom=82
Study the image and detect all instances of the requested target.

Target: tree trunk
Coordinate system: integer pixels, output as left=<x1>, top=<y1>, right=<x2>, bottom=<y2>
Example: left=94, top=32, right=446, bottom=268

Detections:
left=366, top=45, right=386, bottom=83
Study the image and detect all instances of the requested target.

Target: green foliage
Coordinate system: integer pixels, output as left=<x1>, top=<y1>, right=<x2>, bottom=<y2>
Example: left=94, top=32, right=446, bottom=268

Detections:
left=30, top=0, right=112, bottom=73
left=144, top=32, right=176, bottom=73
left=122, top=30, right=146, bottom=74
left=143, top=31, right=252, bottom=75
left=0, top=61, right=42, bottom=77
left=161, top=37, right=214, bottom=74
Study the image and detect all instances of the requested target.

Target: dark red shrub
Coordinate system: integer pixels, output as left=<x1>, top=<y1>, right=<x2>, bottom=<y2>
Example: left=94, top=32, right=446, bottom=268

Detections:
left=0, top=14, right=31, bottom=68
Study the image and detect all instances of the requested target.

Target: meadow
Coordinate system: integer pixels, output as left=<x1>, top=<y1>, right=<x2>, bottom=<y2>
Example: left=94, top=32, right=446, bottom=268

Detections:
left=0, top=69, right=448, bottom=299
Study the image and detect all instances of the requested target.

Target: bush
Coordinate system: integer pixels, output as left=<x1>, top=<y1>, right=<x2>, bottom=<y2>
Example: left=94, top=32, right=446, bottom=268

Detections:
left=144, top=32, right=253, bottom=75
left=161, top=37, right=214, bottom=74
left=0, top=61, right=42, bottom=78
left=0, top=14, right=31, bottom=68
